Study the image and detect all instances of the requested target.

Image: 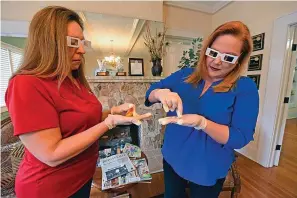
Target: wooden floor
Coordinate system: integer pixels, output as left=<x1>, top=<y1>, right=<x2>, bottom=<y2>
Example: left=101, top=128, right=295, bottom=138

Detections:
left=90, top=118, right=297, bottom=198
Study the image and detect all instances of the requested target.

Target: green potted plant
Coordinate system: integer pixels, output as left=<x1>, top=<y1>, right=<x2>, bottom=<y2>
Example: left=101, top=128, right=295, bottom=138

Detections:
left=178, top=37, right=203, bottom=69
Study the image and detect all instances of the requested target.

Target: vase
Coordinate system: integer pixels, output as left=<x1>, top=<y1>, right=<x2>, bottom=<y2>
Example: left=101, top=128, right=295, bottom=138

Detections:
left=152, top=59, right=163, bottom=76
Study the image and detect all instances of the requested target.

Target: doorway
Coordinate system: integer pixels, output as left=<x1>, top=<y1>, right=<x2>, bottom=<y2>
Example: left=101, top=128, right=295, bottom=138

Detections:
left=278, top=26, right=297, bottom=167
left=273, top=25, right=297, bottom=166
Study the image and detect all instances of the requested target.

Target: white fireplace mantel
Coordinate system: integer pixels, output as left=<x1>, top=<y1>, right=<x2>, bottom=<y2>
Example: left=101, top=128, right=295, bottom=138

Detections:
left=87, top=76, right=164, bottom=83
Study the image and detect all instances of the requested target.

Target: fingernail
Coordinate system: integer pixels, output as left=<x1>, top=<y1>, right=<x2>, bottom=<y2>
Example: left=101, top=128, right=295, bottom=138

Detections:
left=177, top=111, right=182, bottom=118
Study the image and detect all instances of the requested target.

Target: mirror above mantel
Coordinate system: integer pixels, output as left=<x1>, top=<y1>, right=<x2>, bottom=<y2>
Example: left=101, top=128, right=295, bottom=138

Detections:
left=75, top=11, right=164, bottom=78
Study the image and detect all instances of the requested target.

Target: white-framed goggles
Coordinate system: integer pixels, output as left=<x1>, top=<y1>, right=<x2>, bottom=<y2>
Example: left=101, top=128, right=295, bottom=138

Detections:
left=205, top=47, right=239, bottom=64
left=66, top=36, right=92, bottom=50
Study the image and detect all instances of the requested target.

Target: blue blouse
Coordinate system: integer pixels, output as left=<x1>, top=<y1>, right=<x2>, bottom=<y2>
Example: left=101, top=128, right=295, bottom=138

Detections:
left=145, top=68, right=259, bottom=186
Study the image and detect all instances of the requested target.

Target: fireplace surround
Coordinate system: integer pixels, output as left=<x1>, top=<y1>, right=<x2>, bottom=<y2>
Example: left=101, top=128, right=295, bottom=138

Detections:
left=88, top=76, right=165, bottom=172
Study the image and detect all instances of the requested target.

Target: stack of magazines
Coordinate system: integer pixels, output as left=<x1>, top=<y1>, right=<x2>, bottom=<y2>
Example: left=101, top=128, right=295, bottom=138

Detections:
left=100, top=153, right=152, bottom=190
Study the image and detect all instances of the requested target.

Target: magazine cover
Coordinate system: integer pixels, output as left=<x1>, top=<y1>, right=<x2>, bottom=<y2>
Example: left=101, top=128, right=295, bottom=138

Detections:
left=105, top=165, right=129, bottom=181
left=97, top=147, right=118, bottom=167
left=102, top=158, right=152, bottom=190
left=99, top=147, right=117, bottom=159
left=101, top=153, right=135, bottom=181
left=122, top=143, right=141, bottom=158
left=132, top=158, right=152, bottom=181
left=102, top=171, right=140, bottom=190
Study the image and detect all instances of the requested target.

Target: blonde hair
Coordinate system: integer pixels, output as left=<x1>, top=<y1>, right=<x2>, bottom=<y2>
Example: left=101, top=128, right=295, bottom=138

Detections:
left=12, top=6, right=90, bottom=90
left=185, top=21, right=253, bottom=92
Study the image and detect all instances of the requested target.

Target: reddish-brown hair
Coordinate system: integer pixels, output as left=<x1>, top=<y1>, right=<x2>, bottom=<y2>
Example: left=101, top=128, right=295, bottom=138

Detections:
left=185, top=21, right=253, bottom=92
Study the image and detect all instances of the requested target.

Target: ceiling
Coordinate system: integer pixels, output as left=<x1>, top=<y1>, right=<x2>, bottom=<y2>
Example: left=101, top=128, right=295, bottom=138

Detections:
left=164, top=1, right=232, bottom=14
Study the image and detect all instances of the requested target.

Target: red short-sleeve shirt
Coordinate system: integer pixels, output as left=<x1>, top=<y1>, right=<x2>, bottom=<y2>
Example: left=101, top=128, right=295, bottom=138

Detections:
left=5, top=75, right=102, bottom=198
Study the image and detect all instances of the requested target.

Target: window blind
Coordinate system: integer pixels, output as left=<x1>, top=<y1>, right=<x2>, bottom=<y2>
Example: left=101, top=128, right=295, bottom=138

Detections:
left=0, top=44, right=23, bottom=107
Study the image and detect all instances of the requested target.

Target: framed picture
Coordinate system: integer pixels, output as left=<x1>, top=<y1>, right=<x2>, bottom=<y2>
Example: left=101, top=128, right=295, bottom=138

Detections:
left=248, top=54, right=263, bottom=71
left=247, top=74, right=261, bottom=89
left=129, top=58, right=144, bottom=76
left=252, top=33, right=265, bottom=51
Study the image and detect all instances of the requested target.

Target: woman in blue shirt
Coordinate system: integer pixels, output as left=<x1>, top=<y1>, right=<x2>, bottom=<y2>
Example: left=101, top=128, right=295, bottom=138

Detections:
left=145, top=21, right=259, bottom=198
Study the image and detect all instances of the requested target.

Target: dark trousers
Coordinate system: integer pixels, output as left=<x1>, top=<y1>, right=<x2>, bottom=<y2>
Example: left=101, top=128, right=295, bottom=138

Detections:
left=69, top=179, right=92, bottom=198
left=163, top=160, right=225, bottom=198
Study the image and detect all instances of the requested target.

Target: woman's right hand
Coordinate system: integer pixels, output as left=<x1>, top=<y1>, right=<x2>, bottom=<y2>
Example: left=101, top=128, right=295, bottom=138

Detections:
left=104, top=114, right=142, bottom=129
left=154, top=89, right=183, bottom=117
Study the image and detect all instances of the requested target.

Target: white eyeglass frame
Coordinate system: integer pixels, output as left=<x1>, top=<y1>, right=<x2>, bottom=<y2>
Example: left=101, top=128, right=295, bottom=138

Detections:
left=66, top=36, right=92, bottom=49
left=205, top=47, right=239, bottom=64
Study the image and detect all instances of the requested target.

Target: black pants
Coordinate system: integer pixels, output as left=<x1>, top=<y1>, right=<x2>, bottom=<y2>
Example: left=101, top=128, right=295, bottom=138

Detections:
left=69, top=179, right=92, bottom=198
left=163, top=160, right=225, bottom=198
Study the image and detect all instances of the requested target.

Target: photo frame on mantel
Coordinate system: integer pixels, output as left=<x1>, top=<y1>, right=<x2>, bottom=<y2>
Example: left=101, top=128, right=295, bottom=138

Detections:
left=252, top=33, right=265, bottom=51
left=128, top=58, right=144, bottom=76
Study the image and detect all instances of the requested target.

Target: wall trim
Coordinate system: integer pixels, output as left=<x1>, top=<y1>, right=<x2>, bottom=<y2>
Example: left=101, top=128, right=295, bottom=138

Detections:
left=259, top=11, right=297, bottom=167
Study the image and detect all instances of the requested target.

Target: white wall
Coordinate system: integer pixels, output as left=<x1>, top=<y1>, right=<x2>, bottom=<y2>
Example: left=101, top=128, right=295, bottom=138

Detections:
left=212, top=1, right=297, bottom=165
left=164, top=5, right=212, bottom=38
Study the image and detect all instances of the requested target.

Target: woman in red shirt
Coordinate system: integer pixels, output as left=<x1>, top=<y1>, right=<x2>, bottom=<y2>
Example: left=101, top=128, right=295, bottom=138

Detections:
left=5, top=6, right=147, bottom=198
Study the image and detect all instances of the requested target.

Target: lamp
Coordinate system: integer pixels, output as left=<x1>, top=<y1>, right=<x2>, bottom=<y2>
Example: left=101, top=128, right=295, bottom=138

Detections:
left=104, top=40, right=121, bottom=68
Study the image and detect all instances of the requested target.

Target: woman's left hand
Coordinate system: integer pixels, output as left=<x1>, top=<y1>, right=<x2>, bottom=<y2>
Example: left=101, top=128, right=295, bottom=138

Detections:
left=158, top=114, right=207, bottom=129
left=111, top=103, right=135, bottom=115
